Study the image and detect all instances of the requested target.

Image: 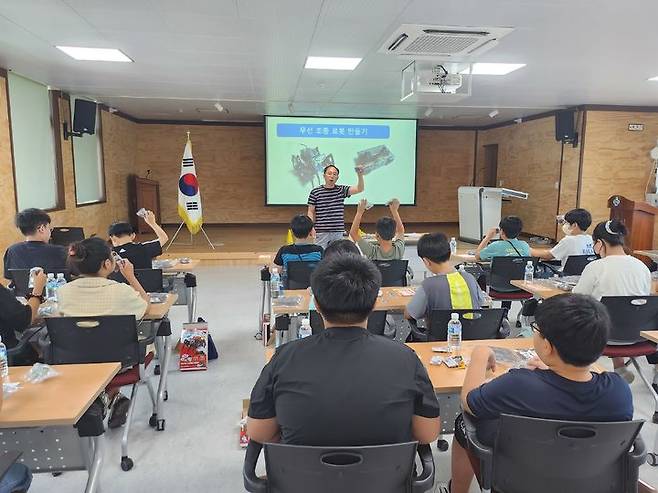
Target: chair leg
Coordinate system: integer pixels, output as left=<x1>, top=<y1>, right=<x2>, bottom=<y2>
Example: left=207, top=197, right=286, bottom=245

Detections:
left=120, top=383, right=138, bottom=472
left=629, top=358, right=658, bottom=422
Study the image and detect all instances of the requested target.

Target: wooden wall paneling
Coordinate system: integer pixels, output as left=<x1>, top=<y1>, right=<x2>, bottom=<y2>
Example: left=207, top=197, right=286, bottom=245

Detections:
left=0, top=75, right=22, bottom=256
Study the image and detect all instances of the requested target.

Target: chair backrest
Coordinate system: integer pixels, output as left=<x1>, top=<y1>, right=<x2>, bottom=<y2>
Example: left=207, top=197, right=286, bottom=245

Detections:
left=427, top=309, right=506, bottom=341
left=309, top=310, right=388, bottom=337
left=286, top=261, right=320, bottom=290
left=373, top=260, right=408, bottom=287
left=8, top=268, right=71, bottom=297
left=563, top=254, right=599, bottom=276
left=45, top=315, right=142, bottom=368
left=600, top=296, right=658, bottom=344
left=263, top=441, right=418, bottom=493
left=489, top=256, right=536, bottom=293
left=492, top=414, right=644, bottom=493
left=134, top=268, right=164, bottom=293
left=50, top=227, right=85, bottom=246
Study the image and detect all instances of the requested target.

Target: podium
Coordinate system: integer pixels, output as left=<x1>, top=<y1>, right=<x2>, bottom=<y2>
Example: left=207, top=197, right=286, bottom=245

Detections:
left=458, top=187, right=529, bottom=243
left=608, top=195, right=658, bottom=251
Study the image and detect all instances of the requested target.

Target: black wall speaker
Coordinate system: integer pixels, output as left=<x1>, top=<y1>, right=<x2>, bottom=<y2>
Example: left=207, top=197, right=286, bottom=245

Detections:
left=555, top=110, right=577, bottom=144
left=73, top=99, right=97, bottom=135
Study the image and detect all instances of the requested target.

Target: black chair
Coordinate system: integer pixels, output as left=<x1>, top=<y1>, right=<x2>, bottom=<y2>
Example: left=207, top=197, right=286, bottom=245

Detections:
left=286, top=261, right=320, bottom=290
left=50, top=227, right=85, bottom=246
left=244, top=440, right=435, bottom=493
left=464, top=413, right=646, bottom=493
left=309, top=310, right=388, bottom=336
left=427, top=309, right=506, bottom=341
left=563, top=254, right=599, bottom=276
left=134, top=268, right=164, bottom=293
left=8, top=268, right=71, bottom=297
left=373, top=260, right=409, bottom=287
left=44, top=316, right=158, bottom=472
left=488, top=256, right=537, bottom=326
left=600, top=296, right=658, bottom=422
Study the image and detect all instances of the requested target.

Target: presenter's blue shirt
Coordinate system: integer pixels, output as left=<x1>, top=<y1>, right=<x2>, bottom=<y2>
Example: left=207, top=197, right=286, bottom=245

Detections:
left=478, top=238, right=530, bottom=260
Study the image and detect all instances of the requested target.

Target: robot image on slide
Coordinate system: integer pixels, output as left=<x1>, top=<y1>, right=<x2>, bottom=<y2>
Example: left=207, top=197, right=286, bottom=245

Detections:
left=290, top=144, right=395, bottom=188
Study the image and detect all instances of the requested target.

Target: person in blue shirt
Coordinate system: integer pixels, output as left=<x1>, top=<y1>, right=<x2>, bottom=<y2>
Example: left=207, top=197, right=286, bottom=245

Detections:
left=448, top=293, right=633, bottom=493
left=273, top=215, right=323, bottom=271
left=474, top=215, right=530, bottom=261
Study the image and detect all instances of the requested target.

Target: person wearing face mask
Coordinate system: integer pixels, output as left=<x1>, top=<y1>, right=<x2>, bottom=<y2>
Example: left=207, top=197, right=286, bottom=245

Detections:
left=572, top=219, right=652, bottom=383
left=307, top=164, right=365, bottom=249
left=531, top=208, right=594, bottom=269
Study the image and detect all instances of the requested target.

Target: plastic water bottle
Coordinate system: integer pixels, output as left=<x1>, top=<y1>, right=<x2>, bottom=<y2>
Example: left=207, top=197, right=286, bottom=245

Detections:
left=45, top=273, right=57, bottom=301
left=55, top=273, right=67, bottom=302
left=458, top=264, right=466, bottom=273
left=524, top=261, right=534, bottom=283
left=448, top=313, right=462, bottom=354
left=299, top=318, right=312, bottom=339
left=270, top=268, right=281, bottom=299
left=0, top=336, right=9, bottom=379
left=280, top=266, right=288, bottom=291
left=450, top=237, right=458, bottom=255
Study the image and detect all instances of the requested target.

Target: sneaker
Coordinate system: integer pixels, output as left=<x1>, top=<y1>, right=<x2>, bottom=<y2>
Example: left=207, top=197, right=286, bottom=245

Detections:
left=108, top=394, right=131, bottom=429
left=615, top=366, right=635, bottom=384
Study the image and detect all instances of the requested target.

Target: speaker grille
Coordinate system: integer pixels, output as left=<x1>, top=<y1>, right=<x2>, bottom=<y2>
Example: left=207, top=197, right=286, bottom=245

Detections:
left=405, top=34, right=481, bottom=54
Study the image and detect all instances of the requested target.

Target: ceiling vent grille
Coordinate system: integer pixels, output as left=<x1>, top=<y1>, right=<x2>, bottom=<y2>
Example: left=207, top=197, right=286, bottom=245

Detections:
left=379, top=24, right=514, bottom=59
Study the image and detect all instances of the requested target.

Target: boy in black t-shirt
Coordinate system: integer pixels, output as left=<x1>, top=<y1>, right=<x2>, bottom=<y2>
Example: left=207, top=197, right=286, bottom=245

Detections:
left=273, top=215, right=323, bottom=271
left=108, top=210, right=168, bottom=269
left=449, top=293, right=633, bottom=493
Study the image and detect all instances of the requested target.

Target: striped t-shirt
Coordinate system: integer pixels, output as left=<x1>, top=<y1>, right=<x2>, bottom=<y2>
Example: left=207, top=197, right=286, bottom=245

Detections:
left=307, top=185, right=351, bottom=232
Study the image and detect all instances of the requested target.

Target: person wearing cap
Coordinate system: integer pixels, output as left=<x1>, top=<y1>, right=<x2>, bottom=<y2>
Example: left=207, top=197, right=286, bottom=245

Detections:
left=108, top=210, right=168, bottom=269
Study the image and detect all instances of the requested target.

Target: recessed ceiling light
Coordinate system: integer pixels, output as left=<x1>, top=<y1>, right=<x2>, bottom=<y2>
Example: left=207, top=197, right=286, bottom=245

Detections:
left=305, top=56, right=362, bottom=70
left=489, top=110, right=499, bottom=118
left=460, top=63, right=525, bottom=75
left=56, top=46, right=133, bottom=62
left=649, top=76, right=658, bottom=81
left=214, top=102, right=224, bottom=112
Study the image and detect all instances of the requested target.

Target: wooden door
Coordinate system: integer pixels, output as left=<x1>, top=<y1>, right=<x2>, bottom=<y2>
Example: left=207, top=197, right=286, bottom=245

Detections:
left=130, top=175, right=161, bottom=234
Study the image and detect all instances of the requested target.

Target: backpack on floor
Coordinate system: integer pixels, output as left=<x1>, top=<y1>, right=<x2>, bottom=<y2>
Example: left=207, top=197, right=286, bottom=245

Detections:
left=198, top=317, right=219, bottom=360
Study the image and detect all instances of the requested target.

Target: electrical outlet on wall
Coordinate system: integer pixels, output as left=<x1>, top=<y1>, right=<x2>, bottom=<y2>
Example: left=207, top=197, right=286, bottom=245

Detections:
left=499, top=180, right=504, bottom=186
left=628, top=123, right=644, bottom=131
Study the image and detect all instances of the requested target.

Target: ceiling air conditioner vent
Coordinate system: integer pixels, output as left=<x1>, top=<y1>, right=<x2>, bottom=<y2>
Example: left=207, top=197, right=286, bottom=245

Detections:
left=379, top=24, right=514, bottom=59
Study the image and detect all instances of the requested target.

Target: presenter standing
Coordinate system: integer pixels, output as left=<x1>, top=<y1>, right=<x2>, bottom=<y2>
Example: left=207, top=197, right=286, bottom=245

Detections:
left=307, top=164, right=365, bottom=249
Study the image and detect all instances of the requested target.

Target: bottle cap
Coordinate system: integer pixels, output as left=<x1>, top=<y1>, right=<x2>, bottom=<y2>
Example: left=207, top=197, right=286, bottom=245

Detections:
left=451, top=313, right=459, bottom=321
left=301, top=318, right=310, bottom=326
left=527, top=261, right=533, bottom=265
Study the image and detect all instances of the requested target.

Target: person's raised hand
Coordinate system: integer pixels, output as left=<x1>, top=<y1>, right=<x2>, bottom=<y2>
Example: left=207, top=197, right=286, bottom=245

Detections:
left=472, top=346, right=496, bottom=372
left=118, top=258, right=135, bottom=279
left=485, top=227, right=499, bottom=238
left=388, top=198, right=400, bottom=211
left=32, top=270, right=47, bottom=295
left=357, top=198, right=368, bottom=213
left=355, top=165, right=365, bottom=176
left=144, top=210, right=157, bottom=226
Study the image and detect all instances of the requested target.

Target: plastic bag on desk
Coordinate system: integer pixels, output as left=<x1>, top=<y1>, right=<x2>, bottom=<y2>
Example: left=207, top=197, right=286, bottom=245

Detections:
left=3, top=381, right=20, bottom=397
left=24, top=362, right=60, bottom=384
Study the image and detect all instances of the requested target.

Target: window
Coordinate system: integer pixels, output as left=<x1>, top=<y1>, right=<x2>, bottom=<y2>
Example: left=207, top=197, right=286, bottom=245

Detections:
left=7, top=72, right=62, bottom=210
left=70, top=96, right=105, bottom=205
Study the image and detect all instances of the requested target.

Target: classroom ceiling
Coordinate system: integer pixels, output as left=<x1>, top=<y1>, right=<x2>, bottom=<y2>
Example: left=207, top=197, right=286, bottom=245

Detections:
left=0, top=0, right=657, bottom=126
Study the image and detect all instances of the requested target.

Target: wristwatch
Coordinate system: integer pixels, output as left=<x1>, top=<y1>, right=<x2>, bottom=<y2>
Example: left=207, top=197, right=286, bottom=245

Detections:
left=27, top=292, right=45, bottom=303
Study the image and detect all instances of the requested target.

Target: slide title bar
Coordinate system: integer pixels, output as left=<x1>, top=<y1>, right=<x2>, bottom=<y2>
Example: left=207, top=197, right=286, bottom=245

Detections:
left=276, top=123, right=390, bottom=139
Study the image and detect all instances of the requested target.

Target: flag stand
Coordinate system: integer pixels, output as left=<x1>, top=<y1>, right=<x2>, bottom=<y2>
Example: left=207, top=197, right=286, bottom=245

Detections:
left=165, top=223, right=217, bottom=251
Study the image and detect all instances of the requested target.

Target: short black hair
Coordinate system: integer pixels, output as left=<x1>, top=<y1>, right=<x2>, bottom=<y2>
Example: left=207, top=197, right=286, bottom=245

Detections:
left=323, top=239, right=360, bottom=259
left=376, top=217, right=396, bottom=241
left=108, top=222, right=135, bottom=237
left=535, top=293, right=610, bottom=367
left=499, top=216, right=523, bottom=239
left=290, top=214, right=314, bottom=239
left=67, top=237, right=112, bottom=275
left=15, top=208, right=51, bottom=235
left=564, top=208, right=592, bottom=231
left=323, top=165, right=339, bottom=175
left=417, top=233, right=450, bottom=264
left=592, top=220, right=627, bottom=247
left=311, top=254, right=381, bottom=325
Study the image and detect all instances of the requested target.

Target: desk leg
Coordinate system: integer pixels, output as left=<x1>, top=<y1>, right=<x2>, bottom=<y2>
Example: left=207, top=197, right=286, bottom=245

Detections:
left=155, top=334, right=170, bottom=431
left=84, top=436, right=104, bottom=493
left=186, top=286, right=197, bottom=323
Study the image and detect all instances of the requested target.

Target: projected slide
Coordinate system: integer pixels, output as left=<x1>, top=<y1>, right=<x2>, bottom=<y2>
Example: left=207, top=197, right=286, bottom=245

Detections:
left=266, top=116, right=417, bottom=205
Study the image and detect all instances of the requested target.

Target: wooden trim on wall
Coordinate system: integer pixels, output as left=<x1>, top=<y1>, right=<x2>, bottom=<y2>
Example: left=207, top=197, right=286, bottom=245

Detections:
left=48, top=90, right=66, bottom=212
left=576, top=110, right=588, bottom=207
left=580, top=104, right=658, bottom=113
left=136, top=118, right=263, bottom=127
left=472, top=129, right=479, bottom=185
left=1, top=67, right=19, bottom=214
left=98, top=104, right=139, bottom=124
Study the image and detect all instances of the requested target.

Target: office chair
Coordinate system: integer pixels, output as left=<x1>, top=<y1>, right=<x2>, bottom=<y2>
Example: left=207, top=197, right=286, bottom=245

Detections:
left=562, top=254, right=598, bottom=276
left=488, top=256, right=537, bottom=326
left=45, top=315, right=159, bottom=472
left=108, top=268, right=164, bottom=293
left=286, top=261, right=320, bottom=290
left=309, top=310, right=388, bottom=336
left=464, top=413, right=646, bottom=493
left=427, top=308, right=506, bottom=341
left=50, top=227, right=85, bottom=246
left=600, top=296, right=658, bottom=423
left=244, top=440, right=435, bottom=493
left=373, top=260, right=409, bottom=287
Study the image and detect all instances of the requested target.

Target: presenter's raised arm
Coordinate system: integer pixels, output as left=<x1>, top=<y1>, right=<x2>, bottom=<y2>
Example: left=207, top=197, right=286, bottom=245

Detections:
left=349, top=166, right=365, bottom=196
left=307, top=205, right=316, bottom=222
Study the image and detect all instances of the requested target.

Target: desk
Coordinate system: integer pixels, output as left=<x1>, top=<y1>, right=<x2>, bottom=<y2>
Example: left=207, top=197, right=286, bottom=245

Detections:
left=641, top=331, right=658, bottom=344
left=635, top=250, right=658, bottom=262
left=0, top=363, right=120, bottom=493
left=144, top=293, right=178, bottom=320
left=512, top=279, right=658, bottom=299
left=160, top=260, right=199, bottom=323
left=161, top=259, right=201, bottom=272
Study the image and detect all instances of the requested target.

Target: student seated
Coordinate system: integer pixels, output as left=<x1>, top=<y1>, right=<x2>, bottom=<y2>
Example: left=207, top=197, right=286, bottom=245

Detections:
left=349, top=198, right=405, bottom=260
left=3, top=208, right=67, bottom=281
left=108, top=210, right=168, bottom=269
left=449, top=293, right=633, bottom=493
left=322, top=239, right=360, bottom=259
left=475, top=215, right=530, bottom=261
left=57, top=237, right=150, bottom=429
left=247, top=254, right=441, bottom=446
left=572, top=219, right=652, bottom=383
left=405, top=233, right=485, bottom=322
left=531, top=208, right=594, bottom=268
left=273, top=215, right=323, bottom=271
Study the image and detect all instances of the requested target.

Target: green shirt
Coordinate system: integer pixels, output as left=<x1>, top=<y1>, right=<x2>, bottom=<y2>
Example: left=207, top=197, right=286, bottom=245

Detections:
left=478, top=238, right=530, bottom=260
left=357, top=238, right=405, bottom=261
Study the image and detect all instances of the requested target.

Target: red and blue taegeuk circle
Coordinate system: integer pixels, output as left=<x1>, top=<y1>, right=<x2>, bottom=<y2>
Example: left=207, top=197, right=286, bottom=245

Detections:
left=178, top=173, right=199, bottom=196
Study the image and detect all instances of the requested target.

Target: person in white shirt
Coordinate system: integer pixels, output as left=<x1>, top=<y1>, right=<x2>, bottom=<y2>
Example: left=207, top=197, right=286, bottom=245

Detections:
left=532, top=208, right=594, bottom=269
left=58, top=237, right=150, bottom=429
left=572, top=219, right=652, bottom=383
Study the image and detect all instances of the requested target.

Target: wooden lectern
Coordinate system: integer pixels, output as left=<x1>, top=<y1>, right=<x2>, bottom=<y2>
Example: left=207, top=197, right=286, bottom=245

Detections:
left=129, top=175, right=161, bottom=234
left=608, top=195, right=658, bottom=251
